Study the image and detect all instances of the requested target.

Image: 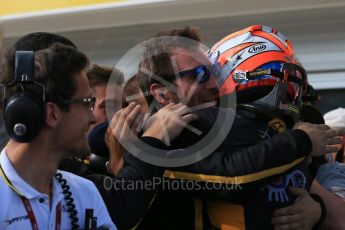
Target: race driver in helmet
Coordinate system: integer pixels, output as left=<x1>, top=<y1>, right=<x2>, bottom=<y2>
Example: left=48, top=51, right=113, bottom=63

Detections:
left=210, top=25, right=305, bottom=124
left=204, top=25, right=328, bottom=229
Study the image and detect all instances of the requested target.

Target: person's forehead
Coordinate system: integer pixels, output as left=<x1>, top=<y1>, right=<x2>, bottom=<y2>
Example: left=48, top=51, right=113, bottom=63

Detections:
left=171, top=47, right=210, bottom=70
left=73, top=71, right=92, bottom=97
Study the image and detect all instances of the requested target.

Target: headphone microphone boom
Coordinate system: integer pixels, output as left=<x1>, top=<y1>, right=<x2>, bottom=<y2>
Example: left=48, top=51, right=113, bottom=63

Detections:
left=3, top=51, right=45, bottom=142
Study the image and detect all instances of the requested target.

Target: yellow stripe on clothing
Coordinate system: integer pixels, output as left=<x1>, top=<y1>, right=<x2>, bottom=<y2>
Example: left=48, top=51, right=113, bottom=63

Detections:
left=164, top=157, right=305, bottom=184
left=0, top=165, right=24, bottom=196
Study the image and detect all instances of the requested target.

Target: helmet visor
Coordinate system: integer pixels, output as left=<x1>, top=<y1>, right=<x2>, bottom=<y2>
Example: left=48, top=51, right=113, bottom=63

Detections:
left=246, top=62, right=307, bottom=103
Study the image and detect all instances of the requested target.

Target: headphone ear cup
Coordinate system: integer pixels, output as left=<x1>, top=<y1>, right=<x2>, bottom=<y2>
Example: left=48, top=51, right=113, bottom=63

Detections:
left=4, top=92, right=44, bottom=142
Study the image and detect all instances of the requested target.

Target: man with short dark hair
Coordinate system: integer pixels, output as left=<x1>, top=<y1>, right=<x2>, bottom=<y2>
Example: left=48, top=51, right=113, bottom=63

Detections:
left=0, top=43, right=116, bottom=229
left=85, top=65, right=124, bottom=160
left=138, top=26, right=218, bottom=108
left=87, top=64, right=124, bottom=129
left=0, top=32, right=77, bottom=150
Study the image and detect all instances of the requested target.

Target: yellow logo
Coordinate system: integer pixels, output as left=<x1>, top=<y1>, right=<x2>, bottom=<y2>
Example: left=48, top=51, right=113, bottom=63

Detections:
left=268, top=118, right=286, bottom=133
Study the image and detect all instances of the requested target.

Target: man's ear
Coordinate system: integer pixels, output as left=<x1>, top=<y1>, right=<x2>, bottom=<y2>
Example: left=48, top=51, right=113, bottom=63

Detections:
left=45, top=102, right=62, bottom=128
left=150, top=83, right=170, bottom=105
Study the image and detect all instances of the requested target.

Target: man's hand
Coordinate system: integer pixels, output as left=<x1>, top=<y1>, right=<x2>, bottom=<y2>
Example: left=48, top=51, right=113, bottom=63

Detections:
left=293, top=122, right=345, bottom=156
left=105, top=127, right=124, bottom=176
left=142, top=103, right=198, bottom=144
left=272, top=187, right=321, bottom=230
left=106, top=102, right=144, bottom=175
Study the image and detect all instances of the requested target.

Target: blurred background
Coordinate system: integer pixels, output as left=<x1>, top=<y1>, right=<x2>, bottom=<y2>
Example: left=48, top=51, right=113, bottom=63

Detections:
left=1, top=0, right=344, bottom=113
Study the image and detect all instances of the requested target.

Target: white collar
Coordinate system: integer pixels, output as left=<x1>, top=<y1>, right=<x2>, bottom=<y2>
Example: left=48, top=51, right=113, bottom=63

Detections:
left=0, top=148, right=63, bottom=202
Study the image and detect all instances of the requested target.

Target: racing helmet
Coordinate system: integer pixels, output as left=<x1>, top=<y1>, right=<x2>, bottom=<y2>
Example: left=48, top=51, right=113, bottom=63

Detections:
left=208, top=25, right=308, bottom=123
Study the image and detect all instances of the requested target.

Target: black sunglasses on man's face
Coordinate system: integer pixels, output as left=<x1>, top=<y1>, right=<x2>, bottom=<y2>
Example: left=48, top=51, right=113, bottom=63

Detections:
left=173, top=65, right=213, bottom=84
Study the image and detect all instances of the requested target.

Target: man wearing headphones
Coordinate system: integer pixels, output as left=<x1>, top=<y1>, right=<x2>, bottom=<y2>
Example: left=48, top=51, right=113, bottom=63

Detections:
left=0, top=32, right=77, bottom=151
left=0, top=43, right=119, bottom=229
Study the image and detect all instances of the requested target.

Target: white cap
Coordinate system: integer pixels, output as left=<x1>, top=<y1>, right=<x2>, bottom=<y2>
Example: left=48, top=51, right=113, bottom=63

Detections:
left=324, top=107, right=345, bottom=128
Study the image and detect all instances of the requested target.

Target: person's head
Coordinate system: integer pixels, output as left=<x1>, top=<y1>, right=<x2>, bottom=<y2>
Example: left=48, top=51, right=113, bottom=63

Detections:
left=0, top=32, right=76, bottom=110
left=123, top=74, right=148, bottom=112
left=209, top=25, right=308, bottom=124
left=1, top=43, right=95, bottom=157
left=138, top=26, right=219, bottom=109
left=87, top=64, right=124, bottom=128
left=324, top=107, right=345, bottom=161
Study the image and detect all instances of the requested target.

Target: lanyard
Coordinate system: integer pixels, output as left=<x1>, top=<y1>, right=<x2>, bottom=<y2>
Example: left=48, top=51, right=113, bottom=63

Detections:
left=0, top=164, right=62, bottom=230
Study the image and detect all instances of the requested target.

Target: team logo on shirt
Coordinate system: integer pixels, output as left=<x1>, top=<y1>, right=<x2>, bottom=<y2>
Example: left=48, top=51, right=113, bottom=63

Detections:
left=268, top=118, right=286, bottom=133
left=261, top=170, right=307, bottom=203
left=3, top=215, right=29, bottom=225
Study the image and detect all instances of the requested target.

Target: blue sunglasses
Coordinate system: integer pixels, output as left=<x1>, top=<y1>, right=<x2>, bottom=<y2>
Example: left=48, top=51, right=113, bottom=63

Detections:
left=174, top=65, right=213, bottom=83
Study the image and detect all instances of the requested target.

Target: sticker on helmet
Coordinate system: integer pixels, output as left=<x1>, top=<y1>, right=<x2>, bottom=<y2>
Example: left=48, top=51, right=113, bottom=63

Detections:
left=233, top=71, right=247, bottom=83
left=248, top=44, right=266, bottom=53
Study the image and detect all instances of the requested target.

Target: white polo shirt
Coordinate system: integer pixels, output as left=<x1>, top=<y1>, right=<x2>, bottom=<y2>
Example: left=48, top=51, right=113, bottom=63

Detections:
left=0, top=149, right=117, bottom=230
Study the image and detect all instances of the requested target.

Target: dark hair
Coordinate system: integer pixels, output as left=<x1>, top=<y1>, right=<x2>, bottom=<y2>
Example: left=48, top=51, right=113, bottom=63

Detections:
left=87, top=64, right=124, bottom=88
left=137, top=26, right=202, bottom=105
left=12, top=32, right=76, bottom=51
left=0, top=32, right=77, bottom=109
left=123, top=74, right=140, bottom=107
left=1, top=43, right=89, bottom=111
left=124, top=74, right=140, bottom=96
left=154, top=27, right=202, bottom=42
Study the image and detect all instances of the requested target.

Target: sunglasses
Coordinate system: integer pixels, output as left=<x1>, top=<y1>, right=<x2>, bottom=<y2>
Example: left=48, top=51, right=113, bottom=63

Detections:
left=173, top=65, right=213, bottom=84
left=63, top=96, right=96, bottom=111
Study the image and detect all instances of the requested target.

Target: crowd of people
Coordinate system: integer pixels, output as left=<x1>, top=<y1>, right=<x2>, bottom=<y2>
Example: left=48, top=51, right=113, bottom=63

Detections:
left=0, top=25, right=345, bottom=230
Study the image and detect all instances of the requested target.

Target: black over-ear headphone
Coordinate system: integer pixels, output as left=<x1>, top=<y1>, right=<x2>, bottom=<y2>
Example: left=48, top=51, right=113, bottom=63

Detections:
left=3, top=51, right=45, bottom=142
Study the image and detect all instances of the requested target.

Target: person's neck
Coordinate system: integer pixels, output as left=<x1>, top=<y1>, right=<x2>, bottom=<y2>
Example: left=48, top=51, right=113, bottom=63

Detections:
left=6, top=138, right=63, bottom=195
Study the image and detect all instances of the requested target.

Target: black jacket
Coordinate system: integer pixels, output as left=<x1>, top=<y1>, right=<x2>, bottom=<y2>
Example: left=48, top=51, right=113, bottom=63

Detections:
left=138, top=107, right=313, bottom=230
